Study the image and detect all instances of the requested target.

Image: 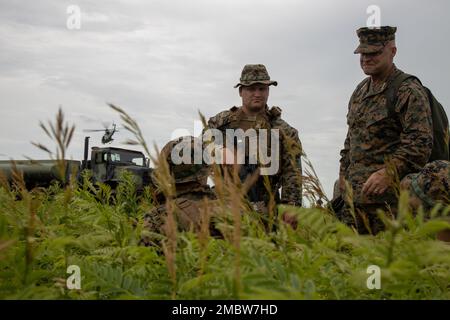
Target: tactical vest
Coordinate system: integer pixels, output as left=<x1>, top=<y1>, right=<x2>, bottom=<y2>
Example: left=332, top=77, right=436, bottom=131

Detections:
left=215, top=106, right=283, bottom=204
left=216, top=105, right=282, bottom=150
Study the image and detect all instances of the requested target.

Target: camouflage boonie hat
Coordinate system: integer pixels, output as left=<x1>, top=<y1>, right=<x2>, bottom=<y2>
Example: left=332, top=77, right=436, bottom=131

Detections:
left=354, top=26, right=397, bottom=54
left=401, top=160, right=450, bottom=209
left=160, top=136, right=210, bottom=184
left=234, top=64, right=278, bottom=88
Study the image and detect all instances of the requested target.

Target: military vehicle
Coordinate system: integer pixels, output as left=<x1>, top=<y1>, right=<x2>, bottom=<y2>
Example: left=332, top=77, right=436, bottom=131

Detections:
left=0, top=137, right=153, bottom=191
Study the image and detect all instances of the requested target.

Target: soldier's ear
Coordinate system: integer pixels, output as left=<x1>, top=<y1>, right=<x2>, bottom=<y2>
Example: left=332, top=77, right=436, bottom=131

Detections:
left=387, top=40, right=397, bottom=59
left=391, top=46, right=397, bottom=59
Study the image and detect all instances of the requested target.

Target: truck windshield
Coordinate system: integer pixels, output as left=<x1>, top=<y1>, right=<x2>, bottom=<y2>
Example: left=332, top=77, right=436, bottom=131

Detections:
left=104, top=151, right=145, bottom=166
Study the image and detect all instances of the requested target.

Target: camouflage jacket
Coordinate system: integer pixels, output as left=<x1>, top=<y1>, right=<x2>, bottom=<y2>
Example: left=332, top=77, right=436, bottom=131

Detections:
left=141, top=185, right=216, bottom=245
left=340, top=66, right=433, bottom=204
left=206, top=105, right=303, bottom=206
left=401, top=160, right=450, bottom=211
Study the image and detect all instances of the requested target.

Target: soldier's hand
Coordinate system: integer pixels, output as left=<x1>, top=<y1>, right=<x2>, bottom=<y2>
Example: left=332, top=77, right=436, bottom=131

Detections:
left=362, top=168, right=390, bottom=196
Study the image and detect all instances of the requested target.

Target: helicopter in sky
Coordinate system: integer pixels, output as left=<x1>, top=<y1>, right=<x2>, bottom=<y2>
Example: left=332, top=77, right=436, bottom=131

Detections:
left=84, top=123, right=119, bottom=144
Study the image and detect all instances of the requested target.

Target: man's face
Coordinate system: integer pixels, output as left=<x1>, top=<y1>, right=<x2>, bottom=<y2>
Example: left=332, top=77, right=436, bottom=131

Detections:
left=239, top=84, right=269, bottom=112
left=360, top=44, right=396, bottom=76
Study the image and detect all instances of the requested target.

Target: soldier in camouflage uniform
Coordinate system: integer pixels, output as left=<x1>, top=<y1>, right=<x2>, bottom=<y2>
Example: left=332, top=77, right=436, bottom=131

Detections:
left=205, top=64, right=302, bottom=227
left=400, top=160, right=450, bottom=242
left=141, top=136, right=216, bottom=246
left=338, top=27, right=433, bottom=234
left=401, top=160, right=450, bottom=211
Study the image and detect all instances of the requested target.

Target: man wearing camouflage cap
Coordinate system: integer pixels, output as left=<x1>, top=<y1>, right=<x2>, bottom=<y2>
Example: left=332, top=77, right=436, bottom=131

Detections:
left=338, top=26, right=433, bottom=234
left=400, top=160, right=450, bottom=242
left=205, top=64, right=302, bottom=225
left=141, top=136, right=216, bottom=246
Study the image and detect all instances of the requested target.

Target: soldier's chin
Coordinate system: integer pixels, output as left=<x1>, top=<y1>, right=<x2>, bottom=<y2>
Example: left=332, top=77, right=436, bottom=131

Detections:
left=362, top=66, right=375, bottom=75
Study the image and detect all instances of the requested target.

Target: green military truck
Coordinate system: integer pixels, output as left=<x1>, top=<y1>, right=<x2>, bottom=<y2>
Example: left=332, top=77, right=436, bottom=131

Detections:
left=0, top=159, right=80, bottom=189
left=0, top=137, right=153, bottom=191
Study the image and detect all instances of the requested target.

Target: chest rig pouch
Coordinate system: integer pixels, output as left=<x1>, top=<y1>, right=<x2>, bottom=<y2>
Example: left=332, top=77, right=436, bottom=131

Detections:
left=219, top=106, right=281, bottom=204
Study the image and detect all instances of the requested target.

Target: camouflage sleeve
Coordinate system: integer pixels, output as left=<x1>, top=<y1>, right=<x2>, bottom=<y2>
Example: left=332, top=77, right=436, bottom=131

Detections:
left=339, top=95, right=355, bottom=178
left=143, top=207, right=165, bottom=233
left=206, top=114, right=220, bottom=129
left=140, top=206, right=166, bottom=246
left=339, top=130, right=350, bottom=178
left=390, top=79, right=433, bottom=178
left=279, top=124, right=303, bottom=206
left=203, top=110, right=230, bottom=142
left=205, top=109, right=233, bottom=130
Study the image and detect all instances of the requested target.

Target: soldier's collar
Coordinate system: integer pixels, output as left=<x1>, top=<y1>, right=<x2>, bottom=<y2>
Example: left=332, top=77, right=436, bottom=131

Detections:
left=230, top=105, right=267, bottom=116
left=232, top=105, right=280, bottom=116
left=365, top=65, right=399, bottom=97
left=228, top=105, right=281, bottom=123
left=370, top=64, right=398, bottom=89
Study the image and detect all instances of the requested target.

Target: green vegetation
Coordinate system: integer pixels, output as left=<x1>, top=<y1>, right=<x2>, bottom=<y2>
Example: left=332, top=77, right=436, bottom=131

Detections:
left=0, top=177, right=449, bottom=300
left=0, top=107, right=448, bottom=300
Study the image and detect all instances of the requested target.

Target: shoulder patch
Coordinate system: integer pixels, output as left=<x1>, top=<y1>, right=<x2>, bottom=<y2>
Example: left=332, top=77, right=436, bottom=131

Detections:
left=269, top=106, right=282, bottom=118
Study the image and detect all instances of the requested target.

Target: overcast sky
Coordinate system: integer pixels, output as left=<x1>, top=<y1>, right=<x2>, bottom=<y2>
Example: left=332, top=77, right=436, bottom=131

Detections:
left=0, top=0, right=449, bottom=198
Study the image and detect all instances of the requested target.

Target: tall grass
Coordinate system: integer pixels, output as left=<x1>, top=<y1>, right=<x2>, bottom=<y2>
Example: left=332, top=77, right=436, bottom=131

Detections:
left=0, top=106, right=449, bottom=300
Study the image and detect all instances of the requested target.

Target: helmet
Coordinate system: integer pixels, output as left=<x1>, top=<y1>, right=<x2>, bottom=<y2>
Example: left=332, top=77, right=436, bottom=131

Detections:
left=160, top=136, right=210, bottom=184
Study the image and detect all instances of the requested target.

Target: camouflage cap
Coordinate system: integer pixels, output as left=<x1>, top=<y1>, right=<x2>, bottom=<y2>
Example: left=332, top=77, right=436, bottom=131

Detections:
left=400, top=160, right=450, bottom=210
left=354, top=26, right=397, bottom=54
left=160, top=136, right=210, bottom=184
left=234, top=64, right=278, bottom=88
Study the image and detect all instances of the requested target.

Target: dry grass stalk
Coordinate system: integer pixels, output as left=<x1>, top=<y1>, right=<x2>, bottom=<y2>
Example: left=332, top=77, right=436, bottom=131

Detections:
left=31, top=107, right=75, bottom=186
left=197, top=197, right=211, bottom=276
left=110, top=104, right=180, bottom=297
left=108, top=103, right=151, bottom=158
left=161, top=198, right=177, bottom=299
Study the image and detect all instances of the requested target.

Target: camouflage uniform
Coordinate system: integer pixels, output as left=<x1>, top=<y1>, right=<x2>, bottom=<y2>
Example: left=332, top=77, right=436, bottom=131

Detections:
left=206, top=64, right=303, bottom=207
left=400, top=160, right=450, bottom=212
left=141, top=136, right=216, bottom=246
left=339, top=27, right=433, bottom=234
left=143, top=189, right=215, bottom=242
left=401, top=160, right=450, bottom=242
